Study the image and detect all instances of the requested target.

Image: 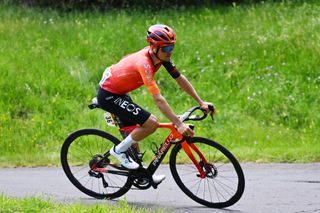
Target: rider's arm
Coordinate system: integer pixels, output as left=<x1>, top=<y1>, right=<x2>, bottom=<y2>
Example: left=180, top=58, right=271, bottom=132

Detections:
left=137, top=62, right=161, bottom=95
left=163, top=61, right=212, bottom=113
left=175, top=74, right=205, bottom=106
left=152, top=94, right=182, bottom=127
left=152, top=94, right=194, bottom=137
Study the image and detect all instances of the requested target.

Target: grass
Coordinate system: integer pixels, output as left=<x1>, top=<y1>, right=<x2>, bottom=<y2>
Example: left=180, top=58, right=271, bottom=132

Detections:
left=0, top=1, right=320, bottom=167
left=0, top=194, right=165, bottom=213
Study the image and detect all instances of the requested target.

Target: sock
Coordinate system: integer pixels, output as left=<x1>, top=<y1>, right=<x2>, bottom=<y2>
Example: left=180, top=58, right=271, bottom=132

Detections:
left=115, top=134, right=137, bottom=153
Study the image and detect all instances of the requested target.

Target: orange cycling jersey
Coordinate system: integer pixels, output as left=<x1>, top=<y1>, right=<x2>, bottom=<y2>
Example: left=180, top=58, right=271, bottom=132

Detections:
left=99, top=46, right=180, bottom=95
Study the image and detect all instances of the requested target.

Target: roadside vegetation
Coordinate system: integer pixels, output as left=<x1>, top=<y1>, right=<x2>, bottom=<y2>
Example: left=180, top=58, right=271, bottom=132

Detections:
left=0, top=194, right=164, bottom=212
left=0, top=0, right=319, bottom=167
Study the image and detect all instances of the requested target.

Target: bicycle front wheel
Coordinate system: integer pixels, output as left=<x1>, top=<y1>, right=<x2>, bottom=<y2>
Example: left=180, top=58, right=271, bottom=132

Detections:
left=61, top=128, right=132, bottom=199
left=169, top=137, right=245, bottom=208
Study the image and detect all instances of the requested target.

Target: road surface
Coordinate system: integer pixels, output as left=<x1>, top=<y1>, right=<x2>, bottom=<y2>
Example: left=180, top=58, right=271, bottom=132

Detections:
left=0, top=163, right=319, bottom=212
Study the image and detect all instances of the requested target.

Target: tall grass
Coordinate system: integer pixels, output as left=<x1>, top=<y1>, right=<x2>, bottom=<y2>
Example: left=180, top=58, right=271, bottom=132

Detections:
left=0, top=1, right=319, bottom=166
left=0, top=194, right=164, bottom=212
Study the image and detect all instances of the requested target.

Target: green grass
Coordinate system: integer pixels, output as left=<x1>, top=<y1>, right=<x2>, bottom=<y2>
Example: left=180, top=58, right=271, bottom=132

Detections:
left=0, top=1, right=320, bottom=167
left=0, top=194, right=165, bottom=213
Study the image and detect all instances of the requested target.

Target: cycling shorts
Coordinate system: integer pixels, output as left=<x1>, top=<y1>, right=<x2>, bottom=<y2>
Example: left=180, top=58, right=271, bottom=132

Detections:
left=97, top=87, right=151, bottom=126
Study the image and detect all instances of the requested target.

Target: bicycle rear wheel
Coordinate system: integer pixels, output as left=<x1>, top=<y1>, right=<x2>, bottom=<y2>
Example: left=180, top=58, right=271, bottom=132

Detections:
left=61, top=128, right=132, bottom=199
left=169, top=137, right=245, bottom=208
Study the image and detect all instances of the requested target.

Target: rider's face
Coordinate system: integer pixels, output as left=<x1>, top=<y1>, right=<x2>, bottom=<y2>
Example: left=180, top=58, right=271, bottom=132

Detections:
left=158, top=45, right=174, bottom=62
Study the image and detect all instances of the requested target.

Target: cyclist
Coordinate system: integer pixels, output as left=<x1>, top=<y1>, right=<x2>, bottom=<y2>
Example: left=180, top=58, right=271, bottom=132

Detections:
left=97, top=24, right=213, bottom=183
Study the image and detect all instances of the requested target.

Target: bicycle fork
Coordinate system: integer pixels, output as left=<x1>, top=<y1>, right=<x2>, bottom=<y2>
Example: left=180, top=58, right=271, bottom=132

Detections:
left=181, top=141, right=208, bottom=178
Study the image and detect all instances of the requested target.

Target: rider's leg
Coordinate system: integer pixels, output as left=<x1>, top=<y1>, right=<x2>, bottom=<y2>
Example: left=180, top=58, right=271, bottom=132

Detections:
left=112, top=115, right=165, bottom=183
left=116, top=115, right=158, bottom=153
left=111, top=115, right=158, bottom=170
left=110, top=117, right=165, bottom=182
left=132, top=114, right=159, bottom=141
left=119, top=115, right=159, bottom=148
left=127, top=115, right=166, bottom=183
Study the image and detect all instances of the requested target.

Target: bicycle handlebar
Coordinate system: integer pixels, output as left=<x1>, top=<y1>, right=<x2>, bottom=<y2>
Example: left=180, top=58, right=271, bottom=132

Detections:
left=170, top=105, right=215, bottom=144
left=179, top=105, right=215, bottom=122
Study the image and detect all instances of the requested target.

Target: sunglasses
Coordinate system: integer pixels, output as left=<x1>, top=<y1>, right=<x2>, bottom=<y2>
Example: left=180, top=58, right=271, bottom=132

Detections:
left=161, top=45, right=174, bottom=53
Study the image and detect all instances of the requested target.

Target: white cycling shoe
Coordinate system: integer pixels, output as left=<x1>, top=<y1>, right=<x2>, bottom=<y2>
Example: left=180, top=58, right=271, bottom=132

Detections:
left=152, top=174, right=166, bottom=184
left=110, top=146, right=139, bottom=170
left=110, top=146, right=166, bottom=183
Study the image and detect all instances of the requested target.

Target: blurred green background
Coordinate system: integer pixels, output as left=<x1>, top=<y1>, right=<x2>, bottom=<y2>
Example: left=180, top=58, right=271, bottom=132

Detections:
left=0, top=0, right=319, bottom=166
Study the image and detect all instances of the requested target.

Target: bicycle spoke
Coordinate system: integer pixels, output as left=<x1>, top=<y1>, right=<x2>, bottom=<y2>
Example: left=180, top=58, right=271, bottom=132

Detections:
left=212, top=155, right=226, bottom=164
left=77, top=173, right=89, bottom=182
left=209, top=179, right=228, bottom=201
left=72, top=141, right=94, bottom=157
left=206, top=178, right=213, bottom=203
left=71, top=165, right=89, bottom=175
left=106, top=175, right=119, bottom=188
left=68, top=151, right=88, bottom=164
left=189, top=178, right=202, bottom=191
left=83, top=176, right=91, bottom=188
left=107, top=173, right=125, bottom=186
left=91, top=177, right=94, bottom=191
left=215, top=161, right=232, bottom=169
left=218, top=175, right=239, bottom=184
left=195, top=179, right=202, bottom=196
left=183, top=177, right=201, bottom=184
left=203, top=179, right=206, bottom=200
left=98, top=178, right=101, bottom=194
left=214, top=178, right=236, bottom=195
left=179, top=170, right=198, bottom=176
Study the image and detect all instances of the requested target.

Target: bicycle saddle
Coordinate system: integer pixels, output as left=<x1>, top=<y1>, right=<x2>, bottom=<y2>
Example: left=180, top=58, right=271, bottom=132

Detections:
left=88, top=97, right=101, bottom=109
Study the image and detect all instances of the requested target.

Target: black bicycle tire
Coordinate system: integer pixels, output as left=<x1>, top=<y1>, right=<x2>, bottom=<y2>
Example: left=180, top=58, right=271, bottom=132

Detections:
left=61, top=128, right=133, bottom=199
left=169, top=137, right=245, bottom=208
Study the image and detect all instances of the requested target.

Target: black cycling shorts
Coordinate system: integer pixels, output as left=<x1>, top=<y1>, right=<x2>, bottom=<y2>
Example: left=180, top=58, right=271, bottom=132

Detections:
left=97, top=87, right=151, bottom=126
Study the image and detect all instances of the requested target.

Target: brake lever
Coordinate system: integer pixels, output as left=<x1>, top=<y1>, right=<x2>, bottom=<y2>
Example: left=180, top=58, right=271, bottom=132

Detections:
left=199, top=106, right=215, bottom=121
left=208, top=105, right=215, bottom=120
left=210, top=112, right=214, bottom=120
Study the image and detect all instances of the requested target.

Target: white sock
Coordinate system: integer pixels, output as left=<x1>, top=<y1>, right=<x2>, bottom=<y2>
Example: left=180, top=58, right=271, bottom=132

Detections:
left=115, top=134, right=137, bottom=153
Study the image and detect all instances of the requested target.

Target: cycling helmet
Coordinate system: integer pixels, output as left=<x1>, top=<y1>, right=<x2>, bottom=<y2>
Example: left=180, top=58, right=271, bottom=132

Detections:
left=146, top=24, right=176, bottom=47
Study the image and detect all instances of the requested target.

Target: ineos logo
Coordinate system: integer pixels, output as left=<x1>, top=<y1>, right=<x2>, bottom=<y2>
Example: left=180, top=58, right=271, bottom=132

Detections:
left=114, top=98, right=141, bottom=115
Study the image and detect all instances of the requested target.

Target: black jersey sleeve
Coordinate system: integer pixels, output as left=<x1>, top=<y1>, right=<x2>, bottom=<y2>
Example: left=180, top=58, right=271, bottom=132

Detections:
left=162, top=61, right=181, bottom=79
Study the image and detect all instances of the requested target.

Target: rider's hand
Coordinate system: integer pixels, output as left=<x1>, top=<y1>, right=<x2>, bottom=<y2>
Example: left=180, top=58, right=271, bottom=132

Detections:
left=200, top=101, right=215, bottom=115
left=176, top=123, right=194, bottom=137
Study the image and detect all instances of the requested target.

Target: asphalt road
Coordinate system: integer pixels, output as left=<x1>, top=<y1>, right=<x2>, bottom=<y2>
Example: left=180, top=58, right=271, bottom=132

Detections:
left=0, top=163, right=319, bottom=213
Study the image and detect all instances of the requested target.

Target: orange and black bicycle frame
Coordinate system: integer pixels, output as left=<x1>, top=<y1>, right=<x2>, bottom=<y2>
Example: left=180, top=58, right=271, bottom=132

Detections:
left=119, top=123, right=207, bottom=178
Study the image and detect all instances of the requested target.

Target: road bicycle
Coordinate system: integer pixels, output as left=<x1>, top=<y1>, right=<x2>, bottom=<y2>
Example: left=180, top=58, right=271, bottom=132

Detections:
left=61, top=98, right=245, bottom=208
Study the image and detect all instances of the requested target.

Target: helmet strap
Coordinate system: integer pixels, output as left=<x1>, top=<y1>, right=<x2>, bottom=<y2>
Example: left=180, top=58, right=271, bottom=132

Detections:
left=155, top=48, right=164, bottom=61
left=149, top=45, right=164, bottom=63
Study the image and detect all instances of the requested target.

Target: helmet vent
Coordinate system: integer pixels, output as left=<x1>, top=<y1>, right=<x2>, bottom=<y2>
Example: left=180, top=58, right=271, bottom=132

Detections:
left=155, top=31, right=169, bottom=41
left=150, top=34, right=160, bottom=41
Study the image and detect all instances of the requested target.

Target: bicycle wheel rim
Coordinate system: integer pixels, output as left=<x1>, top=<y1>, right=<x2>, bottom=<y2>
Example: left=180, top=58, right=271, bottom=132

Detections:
left=170, top=137, right=245, bottom=208
left=61, top=129, right=132, bottom=199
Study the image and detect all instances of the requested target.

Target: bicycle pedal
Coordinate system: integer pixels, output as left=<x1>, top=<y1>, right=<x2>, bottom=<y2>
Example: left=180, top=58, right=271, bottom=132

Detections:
left=151, top=180, right=162, bottom=189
